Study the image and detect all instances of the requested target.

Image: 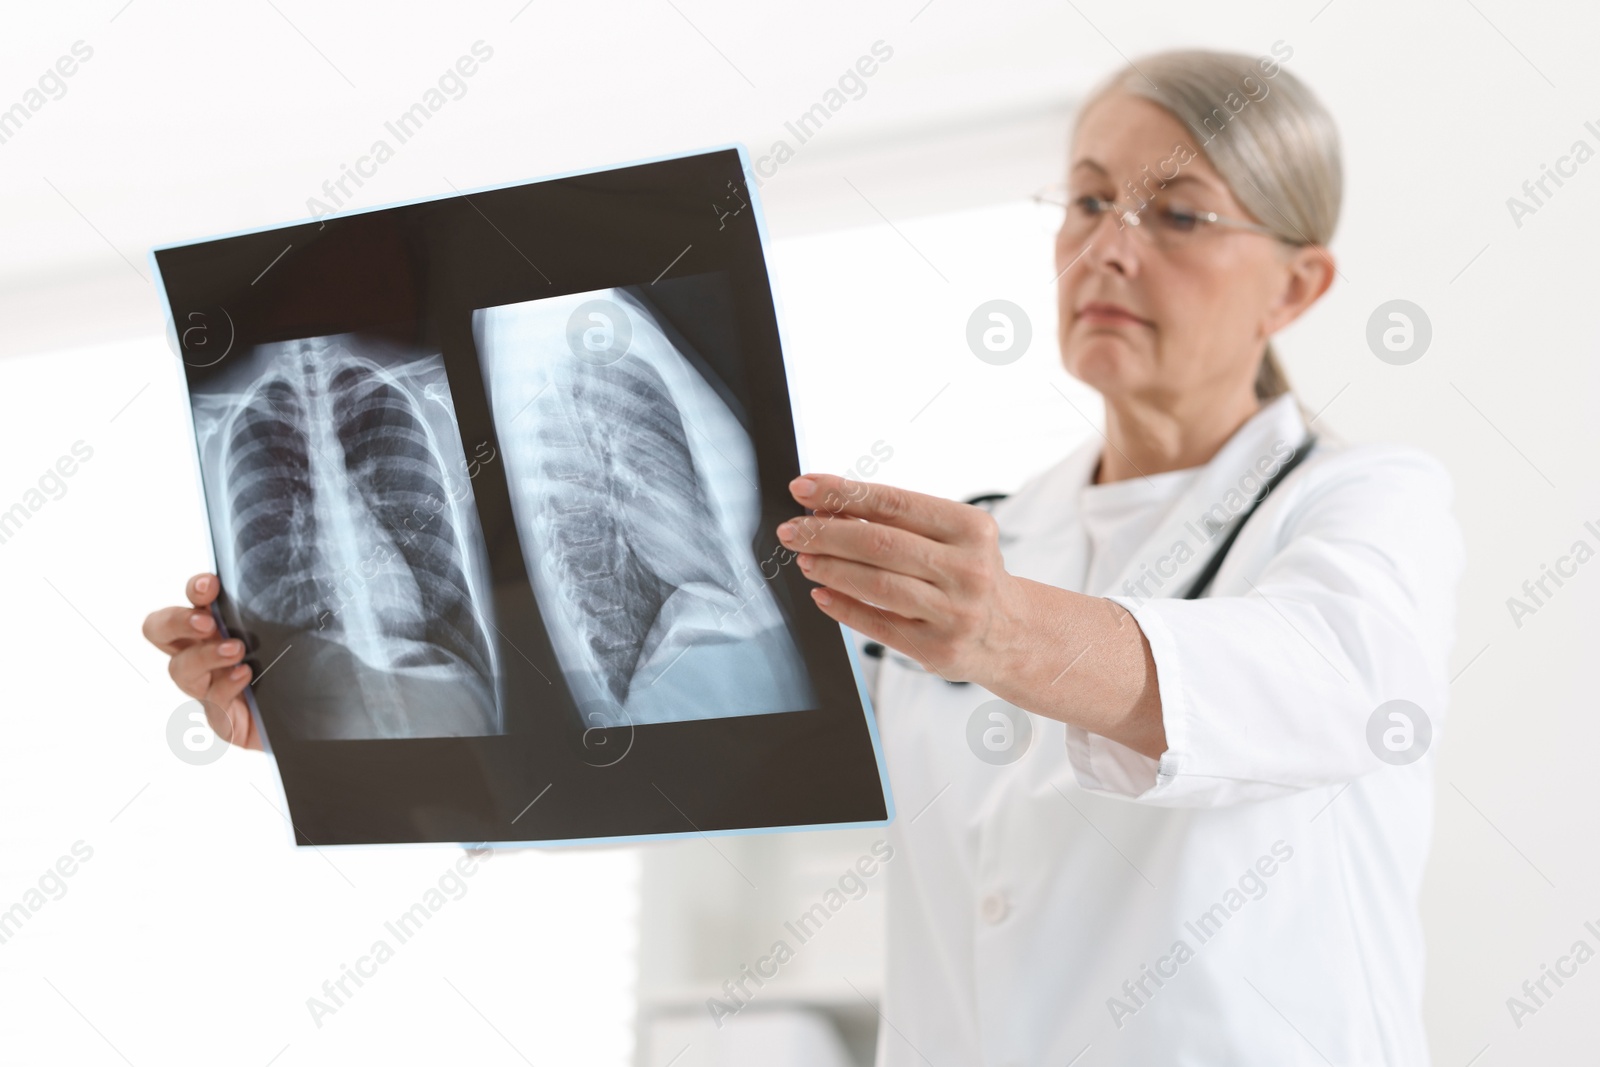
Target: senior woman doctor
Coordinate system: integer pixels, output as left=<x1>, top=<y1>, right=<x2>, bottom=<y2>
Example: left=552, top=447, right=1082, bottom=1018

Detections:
left=142, top=48, right=1464, bottom=1067
left=774, top=51, right=1464, bottom=1066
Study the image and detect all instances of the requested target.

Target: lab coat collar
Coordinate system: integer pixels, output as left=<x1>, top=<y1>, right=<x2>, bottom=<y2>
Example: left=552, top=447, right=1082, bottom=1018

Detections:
left=994, top=393, right=1308, bottom=599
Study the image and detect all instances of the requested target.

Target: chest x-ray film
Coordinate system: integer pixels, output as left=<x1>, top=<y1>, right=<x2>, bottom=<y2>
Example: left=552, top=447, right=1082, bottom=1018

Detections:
left=152, top=147, right=892, bottom=847
left=189, top=336, right=503, bottom=742
left=474, top=288, right=813, bottom=727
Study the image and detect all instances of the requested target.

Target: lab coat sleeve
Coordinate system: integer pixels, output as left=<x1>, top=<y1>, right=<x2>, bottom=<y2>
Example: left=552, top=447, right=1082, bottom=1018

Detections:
left=1064, top=446, right=1465, bottom=807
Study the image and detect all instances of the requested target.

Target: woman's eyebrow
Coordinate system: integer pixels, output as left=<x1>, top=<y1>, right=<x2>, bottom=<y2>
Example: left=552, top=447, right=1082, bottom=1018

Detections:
left=1070, top=159, right=1218, bottom=193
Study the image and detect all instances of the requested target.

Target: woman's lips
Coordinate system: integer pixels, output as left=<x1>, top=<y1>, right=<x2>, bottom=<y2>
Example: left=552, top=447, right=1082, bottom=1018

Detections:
left=1077, top=303, right=1151, bottom=328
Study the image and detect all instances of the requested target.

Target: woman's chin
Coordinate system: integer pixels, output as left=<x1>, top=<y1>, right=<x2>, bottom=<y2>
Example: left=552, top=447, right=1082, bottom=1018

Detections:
left=1061, top=337, right=1147, bottom=393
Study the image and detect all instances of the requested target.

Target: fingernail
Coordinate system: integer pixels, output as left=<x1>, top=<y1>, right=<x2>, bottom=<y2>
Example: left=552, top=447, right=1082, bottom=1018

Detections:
left=776, top=522, right=795, bottom=541
left=196, top=575, right=212, bottom=594
left=797, top=553, right=814, bottom=570
left=232, top=664, right=250, bottom=681
left=790, top=476, right=816, bottom=497
left=812, top=588, right=832, bottom=606
left=189, top=613, right=214, bottom=632
left=218, top=640, right=242, bottom=657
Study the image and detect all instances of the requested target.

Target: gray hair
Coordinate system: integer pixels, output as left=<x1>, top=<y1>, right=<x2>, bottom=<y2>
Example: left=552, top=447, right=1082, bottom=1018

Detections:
left=1075, top=49, right=1343, bottom=405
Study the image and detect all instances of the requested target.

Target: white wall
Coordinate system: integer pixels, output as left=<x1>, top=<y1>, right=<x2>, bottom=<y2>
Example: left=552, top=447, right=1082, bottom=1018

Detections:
left=3, top=2, right=1599, bottom=1064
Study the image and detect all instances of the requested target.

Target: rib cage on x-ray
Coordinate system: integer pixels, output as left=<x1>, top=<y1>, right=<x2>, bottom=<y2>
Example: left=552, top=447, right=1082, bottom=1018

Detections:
left=475, top=286, right=816, bottom=726
left=191, top=335, right=503, bottom=740
left=537, top=354, right=734, bottom=703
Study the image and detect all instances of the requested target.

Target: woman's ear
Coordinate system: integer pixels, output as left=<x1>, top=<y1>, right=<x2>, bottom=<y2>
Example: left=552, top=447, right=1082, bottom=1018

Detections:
left=1261, top=244, right=1336, bottom=338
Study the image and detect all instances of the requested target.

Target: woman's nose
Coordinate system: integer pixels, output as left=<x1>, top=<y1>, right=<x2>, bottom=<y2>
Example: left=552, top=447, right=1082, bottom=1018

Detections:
left=1059, top=216, right=1139, bottom=280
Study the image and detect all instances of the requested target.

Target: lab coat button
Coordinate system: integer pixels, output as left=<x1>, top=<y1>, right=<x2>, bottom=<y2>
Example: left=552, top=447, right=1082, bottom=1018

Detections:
left=980, top=891, right=1009, bottom=924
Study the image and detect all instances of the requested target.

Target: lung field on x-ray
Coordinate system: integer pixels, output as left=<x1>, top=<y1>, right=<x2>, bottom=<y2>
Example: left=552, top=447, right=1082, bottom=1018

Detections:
left=476, top=284, right=817, bottom=726
left=194, top=335, right=503, bottom=740
left=535, top=353, right=740, bottom=705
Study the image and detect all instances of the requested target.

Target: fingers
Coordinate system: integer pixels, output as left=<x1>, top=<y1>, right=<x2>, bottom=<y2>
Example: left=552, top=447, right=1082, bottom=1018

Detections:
left=776, top=512, right=945, bottom=584
left=152, top=573, right=260, bottom=752
left=186, top=573, right=220, bottom=609
left=807, top=586, right=940, bottom=672
left=793, top=550, right=942, bottom=622
left=168, top=636, right=247, bottom=700
left=789, top=474, right=980, bottom=544
left=142, top=604, right=218, bottom=654
left=205, top=665, right=261, bottom=751
left=208, top=661, right=252, bottom=712
left=141, top=575, right=221, bottom=654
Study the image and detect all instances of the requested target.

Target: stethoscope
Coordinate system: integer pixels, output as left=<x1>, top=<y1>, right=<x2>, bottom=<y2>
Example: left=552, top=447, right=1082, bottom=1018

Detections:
left=860, top=432, right=1318, bottom=685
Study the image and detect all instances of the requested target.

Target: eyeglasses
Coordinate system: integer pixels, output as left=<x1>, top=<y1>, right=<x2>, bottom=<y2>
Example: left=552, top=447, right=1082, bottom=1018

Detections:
left=1032, top=182, right=1296, bottom=253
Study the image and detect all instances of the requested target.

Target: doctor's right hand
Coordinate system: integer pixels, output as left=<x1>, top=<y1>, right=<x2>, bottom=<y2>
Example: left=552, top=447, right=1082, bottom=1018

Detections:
left=141, top=573, right=261, bottom=751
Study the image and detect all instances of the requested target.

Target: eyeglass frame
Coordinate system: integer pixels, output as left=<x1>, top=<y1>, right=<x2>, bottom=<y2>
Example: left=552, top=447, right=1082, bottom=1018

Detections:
left=1031, top=181, right=1305, bottom=248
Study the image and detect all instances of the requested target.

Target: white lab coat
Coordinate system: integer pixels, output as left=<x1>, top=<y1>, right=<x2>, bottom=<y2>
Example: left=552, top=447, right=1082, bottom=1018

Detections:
left=863, top=392, right=1465, bottom=1067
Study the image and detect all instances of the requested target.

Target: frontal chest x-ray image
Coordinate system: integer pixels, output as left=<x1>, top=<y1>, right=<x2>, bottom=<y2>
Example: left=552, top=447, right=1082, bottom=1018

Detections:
left=474, top=283, right=816, bottom=728
left=189, top=334, right=503, bottom=740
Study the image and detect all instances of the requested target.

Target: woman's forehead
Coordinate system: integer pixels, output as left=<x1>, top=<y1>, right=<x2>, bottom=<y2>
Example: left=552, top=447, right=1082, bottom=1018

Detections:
left=1074, top=92, right=1189, bottom=149
left=1069, top=94, right=1223, bottom=191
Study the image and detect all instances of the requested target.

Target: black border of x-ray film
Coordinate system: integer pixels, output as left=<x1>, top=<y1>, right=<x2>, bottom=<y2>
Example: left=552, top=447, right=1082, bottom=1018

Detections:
left=153, top=147, right=892, bottom=846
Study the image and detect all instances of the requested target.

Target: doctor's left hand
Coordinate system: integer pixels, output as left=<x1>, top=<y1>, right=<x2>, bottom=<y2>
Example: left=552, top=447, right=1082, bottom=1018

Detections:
left=776, top=473, right=1027, bottom=684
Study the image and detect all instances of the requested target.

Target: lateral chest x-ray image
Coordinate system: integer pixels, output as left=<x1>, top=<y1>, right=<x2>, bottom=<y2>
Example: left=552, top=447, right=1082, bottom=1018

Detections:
left=154, top=148, right=891, bottom=846
left=190, top=335, right=503, bottom=741
left=474, top=286, right=815, bottom=728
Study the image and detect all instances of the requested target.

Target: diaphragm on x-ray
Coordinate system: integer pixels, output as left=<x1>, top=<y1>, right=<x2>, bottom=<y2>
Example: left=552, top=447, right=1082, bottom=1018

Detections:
left=474, top=288, right=816, bottom=728
left=190, top=335, right=503, bottom=740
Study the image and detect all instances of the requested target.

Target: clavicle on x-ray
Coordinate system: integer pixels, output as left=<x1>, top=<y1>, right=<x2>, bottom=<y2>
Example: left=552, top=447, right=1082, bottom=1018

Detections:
left=190, top=335, right=504, bottom=740
left=474, top=286, right=816, bottom=727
